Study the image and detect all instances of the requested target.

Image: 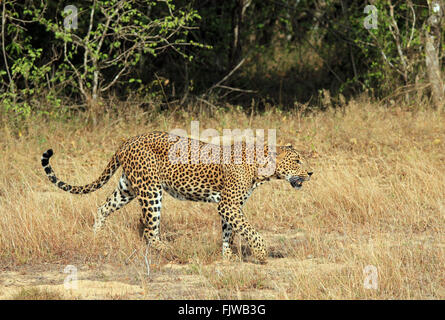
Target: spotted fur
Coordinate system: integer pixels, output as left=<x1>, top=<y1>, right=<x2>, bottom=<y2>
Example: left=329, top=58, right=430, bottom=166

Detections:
left=41, top=131, right=313, bottom=263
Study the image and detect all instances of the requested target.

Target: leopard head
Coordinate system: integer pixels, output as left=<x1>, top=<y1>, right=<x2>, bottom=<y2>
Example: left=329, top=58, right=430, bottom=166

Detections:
left=274, top=144, right=313, bottom=189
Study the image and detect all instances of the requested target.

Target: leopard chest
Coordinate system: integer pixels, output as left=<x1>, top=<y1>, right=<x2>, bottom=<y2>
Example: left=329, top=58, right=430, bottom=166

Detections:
left=240, top=179, right=268, bottom=206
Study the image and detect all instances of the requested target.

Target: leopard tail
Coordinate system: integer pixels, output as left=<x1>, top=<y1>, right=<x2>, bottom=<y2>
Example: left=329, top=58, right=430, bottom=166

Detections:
left=41, top=149, right=120, bottom=194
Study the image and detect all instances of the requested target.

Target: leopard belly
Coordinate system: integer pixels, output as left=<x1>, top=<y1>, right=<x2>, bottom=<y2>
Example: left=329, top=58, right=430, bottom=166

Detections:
left=161, top=183, right=221, bottom=203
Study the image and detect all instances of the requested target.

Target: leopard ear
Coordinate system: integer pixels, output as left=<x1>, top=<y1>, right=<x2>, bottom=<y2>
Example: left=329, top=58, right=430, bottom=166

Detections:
left=285, top=143, right=292, bottom=147
left=276, top=146, right=287, bottom=161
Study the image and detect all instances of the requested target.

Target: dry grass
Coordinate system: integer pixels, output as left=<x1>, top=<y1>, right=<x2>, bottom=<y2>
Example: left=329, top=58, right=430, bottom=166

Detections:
left=11, top=287, right=65, bottom=300
left=0, top=99, right=444, bottom=299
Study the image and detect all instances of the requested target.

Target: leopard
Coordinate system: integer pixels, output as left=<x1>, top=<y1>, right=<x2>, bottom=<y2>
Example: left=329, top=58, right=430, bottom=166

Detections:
left=41, top=131, right=313, bottom=263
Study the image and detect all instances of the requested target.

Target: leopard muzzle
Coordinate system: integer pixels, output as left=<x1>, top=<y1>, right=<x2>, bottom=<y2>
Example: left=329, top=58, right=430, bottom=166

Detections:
left=289, top=172, right=313, bottom=189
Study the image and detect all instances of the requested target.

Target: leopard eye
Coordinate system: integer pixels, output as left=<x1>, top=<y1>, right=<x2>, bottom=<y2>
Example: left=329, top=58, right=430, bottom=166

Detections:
left=296, top=160, right=301, bottom=164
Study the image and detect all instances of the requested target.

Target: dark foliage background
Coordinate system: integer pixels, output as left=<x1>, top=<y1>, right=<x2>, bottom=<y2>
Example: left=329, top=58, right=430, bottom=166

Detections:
left=0, top=0, right=443, bottom=119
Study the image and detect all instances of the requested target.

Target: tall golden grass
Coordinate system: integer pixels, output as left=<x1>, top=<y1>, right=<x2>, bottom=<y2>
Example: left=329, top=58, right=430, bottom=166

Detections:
left=0, top=98, right=443, bottom=299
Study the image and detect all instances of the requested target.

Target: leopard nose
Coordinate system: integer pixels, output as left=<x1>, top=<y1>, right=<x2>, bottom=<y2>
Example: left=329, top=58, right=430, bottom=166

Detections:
left=308, top=172, right=313, bottom=176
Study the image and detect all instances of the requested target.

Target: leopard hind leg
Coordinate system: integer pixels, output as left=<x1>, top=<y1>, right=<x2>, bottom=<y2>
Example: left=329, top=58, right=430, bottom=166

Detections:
left=93, top=173, right=136, bottom=232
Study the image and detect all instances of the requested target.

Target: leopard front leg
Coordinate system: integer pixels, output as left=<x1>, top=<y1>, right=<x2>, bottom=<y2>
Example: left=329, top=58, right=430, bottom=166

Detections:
left=221, top=217, right=236, bottom=260
left=218, top=202, right=267, bottom=263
